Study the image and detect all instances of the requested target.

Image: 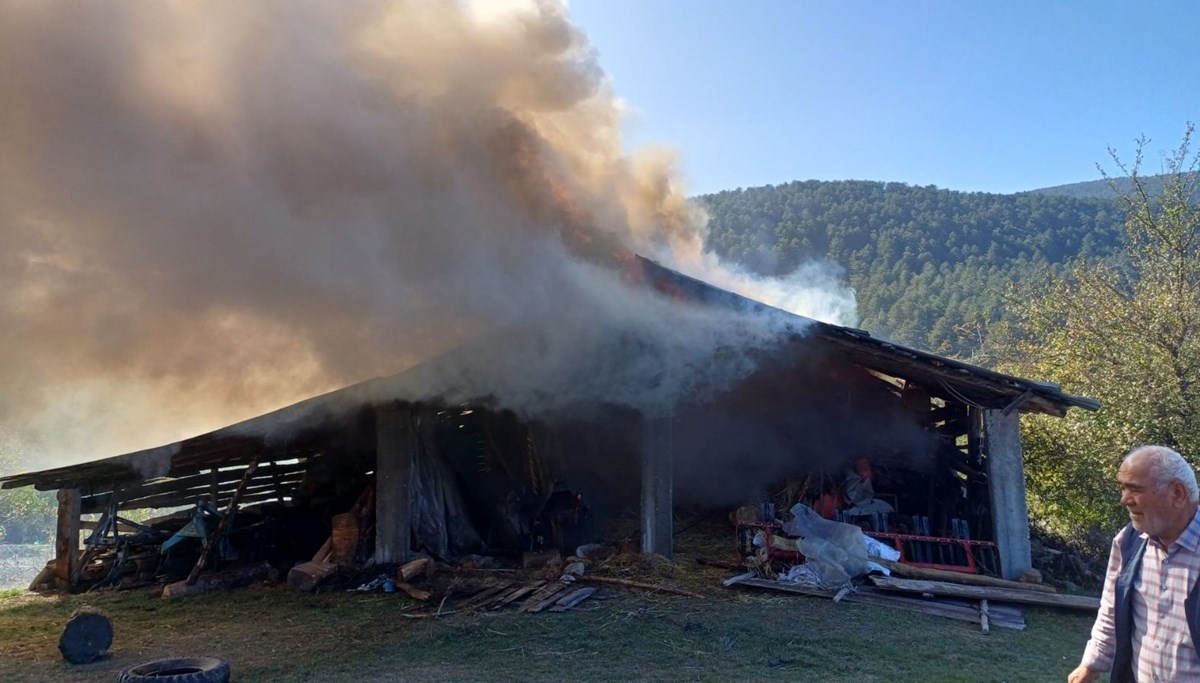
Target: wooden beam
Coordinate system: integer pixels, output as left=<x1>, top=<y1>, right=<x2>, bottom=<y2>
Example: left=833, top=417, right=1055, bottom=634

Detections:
left=640, top=415, right=673, bottom=558
left=375, top=403, right=414, bottom=564
left=983, top=409, right=1032, bottom=581
left=868, top=575, right=1099, bottom=611
left=54, top=488, right=81, bottom=591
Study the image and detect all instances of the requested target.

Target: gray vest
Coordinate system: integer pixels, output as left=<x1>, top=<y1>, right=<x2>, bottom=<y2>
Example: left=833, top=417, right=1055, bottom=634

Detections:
left=1110, top=523, right=1200, bottom=682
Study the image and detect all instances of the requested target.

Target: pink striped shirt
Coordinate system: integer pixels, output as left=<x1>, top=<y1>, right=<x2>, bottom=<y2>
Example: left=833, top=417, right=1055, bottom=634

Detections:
left=1082, top=508, right=1200, bottom=682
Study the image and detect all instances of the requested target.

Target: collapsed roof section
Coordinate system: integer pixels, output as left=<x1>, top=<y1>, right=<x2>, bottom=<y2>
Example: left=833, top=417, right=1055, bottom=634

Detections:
left=0, top=256, right=1098, bottom=500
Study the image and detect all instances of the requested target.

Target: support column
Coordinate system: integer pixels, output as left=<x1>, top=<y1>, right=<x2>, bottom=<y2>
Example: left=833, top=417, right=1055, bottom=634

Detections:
left=374, top=403, right=414, bottom=564
left=983, top=409, right=1032, bottom=581
left=54, top=488, right=81, bottom=590
left=640, top=415, right=674, bottom=558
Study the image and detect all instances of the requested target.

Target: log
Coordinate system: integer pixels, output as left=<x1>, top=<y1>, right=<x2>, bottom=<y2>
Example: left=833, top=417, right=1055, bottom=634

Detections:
left=287, top=560, right=338, bottom=592
left=397, top=557, right=434, bottom=583
left=577, top=575, right=704, bottom=599
left=330, top=513, right=360, bottom=567
left=58, top=609, right=113, bottom=664
left=395, top=582, right=432, bottom=601
left=873, top=558, right=1058, bottom=593
left=867, top=575, right=1099, bottom=611
left=164, top=561, right=272, bottom=599
left=311, top=537, right=333, bottom=563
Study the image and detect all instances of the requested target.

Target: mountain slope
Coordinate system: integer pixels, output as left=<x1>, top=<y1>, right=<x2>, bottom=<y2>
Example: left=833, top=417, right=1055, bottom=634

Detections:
left=699, top=180, right=1127, bottom=356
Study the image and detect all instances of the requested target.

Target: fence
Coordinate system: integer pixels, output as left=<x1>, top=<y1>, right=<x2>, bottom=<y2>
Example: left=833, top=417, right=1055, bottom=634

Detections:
left=0, top=544, right=53, bottom=590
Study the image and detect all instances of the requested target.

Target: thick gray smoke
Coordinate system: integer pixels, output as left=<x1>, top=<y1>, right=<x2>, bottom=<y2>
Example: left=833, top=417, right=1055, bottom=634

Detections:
left=0, top=0, right=856, bottom=469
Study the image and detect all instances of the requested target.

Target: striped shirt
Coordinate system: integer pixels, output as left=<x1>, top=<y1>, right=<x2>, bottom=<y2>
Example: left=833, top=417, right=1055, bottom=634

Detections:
left=1082, top=508, right=1200, bottom=682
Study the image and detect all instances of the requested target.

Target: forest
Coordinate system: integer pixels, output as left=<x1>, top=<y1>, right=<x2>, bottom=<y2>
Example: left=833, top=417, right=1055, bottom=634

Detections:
left=700, top=179, right=1127, bottom=357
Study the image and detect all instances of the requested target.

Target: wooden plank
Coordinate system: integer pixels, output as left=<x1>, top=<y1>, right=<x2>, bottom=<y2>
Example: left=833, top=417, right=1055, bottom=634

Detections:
left=731, top=579, right=1025, bottom=630
left=517, top=582, right=572, bottom=613
left=491, top=581, right=546, bottom=610
left=578, top=575, right=704, bottom=599
left=868, top=575, right=1099, bottom=611
left=548, top=587, right=597, bottom=612
left=873, top=559, right=1058, bottom=593
left=457, top=581, right=517, bottom=611
left=526, top=583, right=576, bottom=613
left=185, top=456, right=260, bottom=586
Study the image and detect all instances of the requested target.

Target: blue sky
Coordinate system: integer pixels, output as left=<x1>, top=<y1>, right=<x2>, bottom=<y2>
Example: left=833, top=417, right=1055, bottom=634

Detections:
left=566, top=1, right=1199, bottom=196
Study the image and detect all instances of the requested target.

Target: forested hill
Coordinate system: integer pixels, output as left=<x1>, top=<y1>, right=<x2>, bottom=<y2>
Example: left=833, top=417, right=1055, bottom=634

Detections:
left=699, top=180, right=1127, bottom=357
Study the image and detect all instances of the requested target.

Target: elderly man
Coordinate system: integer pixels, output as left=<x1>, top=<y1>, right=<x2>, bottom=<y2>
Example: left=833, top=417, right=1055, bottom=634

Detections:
left=1069, top=445, right=1200, bottom=683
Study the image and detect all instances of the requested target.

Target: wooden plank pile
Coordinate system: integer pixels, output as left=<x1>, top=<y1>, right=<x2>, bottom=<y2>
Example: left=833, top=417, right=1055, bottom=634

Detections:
left=401, top=577, right=601, bottom=618
left=726, top=562, right=1100, bottom=633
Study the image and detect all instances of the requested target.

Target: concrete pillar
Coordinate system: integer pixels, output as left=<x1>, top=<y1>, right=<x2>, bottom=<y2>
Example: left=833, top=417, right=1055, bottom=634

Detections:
left=374, top=403, right=414, bottom=564
left=983, top=409, right=1032, bottom=581
left=640, top=415, right=674, bottom=558
left=54, top=488, right=81, bottom=590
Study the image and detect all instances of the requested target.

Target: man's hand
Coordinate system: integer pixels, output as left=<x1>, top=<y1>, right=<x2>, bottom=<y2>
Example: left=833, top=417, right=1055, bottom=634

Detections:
left=1067, top=664, right=1100, bottom=683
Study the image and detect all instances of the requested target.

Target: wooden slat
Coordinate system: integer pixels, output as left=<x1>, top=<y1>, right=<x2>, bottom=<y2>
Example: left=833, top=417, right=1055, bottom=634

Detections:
left=490, top=581, right=546, bottom=610
left=517, top=582, right=572, bottom=613
left=548, top=587, right=597, bottom=612
left=868, top=575, right=1099, bottom=611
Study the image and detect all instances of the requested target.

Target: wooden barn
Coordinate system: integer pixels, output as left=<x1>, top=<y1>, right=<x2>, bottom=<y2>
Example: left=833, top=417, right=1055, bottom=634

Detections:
left=0, top=257, right=1098, bottom=591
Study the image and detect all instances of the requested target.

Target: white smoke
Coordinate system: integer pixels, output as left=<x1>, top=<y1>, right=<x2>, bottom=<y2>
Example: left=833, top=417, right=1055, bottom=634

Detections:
left=0, top=0, right=855, bottom=471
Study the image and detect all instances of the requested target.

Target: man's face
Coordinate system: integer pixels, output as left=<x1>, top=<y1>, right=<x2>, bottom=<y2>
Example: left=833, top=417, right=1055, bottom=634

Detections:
left=1119, top=455, right=1184, bottom=538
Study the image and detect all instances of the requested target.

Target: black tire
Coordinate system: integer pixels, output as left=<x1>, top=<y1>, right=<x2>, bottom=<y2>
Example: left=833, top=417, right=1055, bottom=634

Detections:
left=117, top=656, right=230, bottom=683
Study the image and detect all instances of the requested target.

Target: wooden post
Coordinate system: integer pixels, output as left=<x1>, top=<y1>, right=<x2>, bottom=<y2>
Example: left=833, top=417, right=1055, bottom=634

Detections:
left=640, top=415, right=674, bottom=558
left=54, top=488, right=81, bottom=591
left=983, top=409, right=1032, bottom=581
left=375, top=403, right=414, bottom=564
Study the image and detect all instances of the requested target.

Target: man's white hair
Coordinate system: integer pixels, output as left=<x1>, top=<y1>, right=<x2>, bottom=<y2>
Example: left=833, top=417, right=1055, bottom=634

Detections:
left=1125, top=445, right=1200, bottom=502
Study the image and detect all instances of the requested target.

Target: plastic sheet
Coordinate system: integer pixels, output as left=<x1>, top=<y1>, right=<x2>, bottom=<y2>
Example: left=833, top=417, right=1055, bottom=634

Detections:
left=781, top=503, right=871, bottom=590
left=408, top=430, right=483, bottom=560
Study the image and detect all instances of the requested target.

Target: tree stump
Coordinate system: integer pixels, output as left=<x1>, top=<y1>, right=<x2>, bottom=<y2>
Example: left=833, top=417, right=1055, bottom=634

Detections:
left=58, top=608, right=113, bottom=664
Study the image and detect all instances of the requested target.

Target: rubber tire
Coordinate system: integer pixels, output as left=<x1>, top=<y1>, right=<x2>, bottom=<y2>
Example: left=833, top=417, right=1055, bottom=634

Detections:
left=117, top=656, right=230, bottom=683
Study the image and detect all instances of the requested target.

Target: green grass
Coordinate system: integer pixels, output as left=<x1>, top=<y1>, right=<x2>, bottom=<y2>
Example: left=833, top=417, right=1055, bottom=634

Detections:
left=0, top=579, right=1095, bottom=682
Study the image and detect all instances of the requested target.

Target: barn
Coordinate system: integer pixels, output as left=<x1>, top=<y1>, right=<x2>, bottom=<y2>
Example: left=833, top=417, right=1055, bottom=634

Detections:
left=0, top=256, right=1098, bottom=591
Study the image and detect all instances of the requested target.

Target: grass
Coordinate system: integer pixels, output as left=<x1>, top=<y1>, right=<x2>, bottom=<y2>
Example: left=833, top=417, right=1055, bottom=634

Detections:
left=0, top=573, right=1096, bottom=682
left=0, top=520, right=1098, bottom=681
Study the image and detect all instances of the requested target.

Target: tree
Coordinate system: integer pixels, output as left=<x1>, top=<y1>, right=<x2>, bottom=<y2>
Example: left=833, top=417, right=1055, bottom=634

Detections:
left=989, top=125, right=1200, bottom=549
left=0, top=431, right=56, bottom=544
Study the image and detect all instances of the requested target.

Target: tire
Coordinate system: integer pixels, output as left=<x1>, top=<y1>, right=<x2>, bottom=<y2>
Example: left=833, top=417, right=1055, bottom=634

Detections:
left=117, top=656, right=230, bottom=683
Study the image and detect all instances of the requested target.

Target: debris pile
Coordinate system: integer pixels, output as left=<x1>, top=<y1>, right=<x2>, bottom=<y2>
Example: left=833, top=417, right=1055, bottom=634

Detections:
left=721, top=502, right=1100, bottom=633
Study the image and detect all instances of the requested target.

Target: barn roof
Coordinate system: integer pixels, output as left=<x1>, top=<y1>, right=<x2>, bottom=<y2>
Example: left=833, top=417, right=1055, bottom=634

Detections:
left=0, top=256, right=1097, bottom=499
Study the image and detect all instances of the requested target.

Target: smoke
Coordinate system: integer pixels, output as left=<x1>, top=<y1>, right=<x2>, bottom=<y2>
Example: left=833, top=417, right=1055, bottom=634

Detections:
left=0, top=0, right=856, bottom=470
